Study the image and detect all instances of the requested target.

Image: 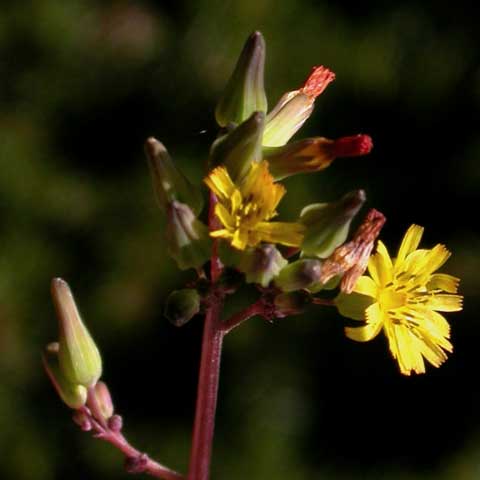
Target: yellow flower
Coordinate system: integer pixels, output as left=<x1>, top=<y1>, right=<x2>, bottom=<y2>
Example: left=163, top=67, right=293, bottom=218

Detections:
left=340, top=225, right=463, bottom=375
left=204, top=161, right=305, bottom=250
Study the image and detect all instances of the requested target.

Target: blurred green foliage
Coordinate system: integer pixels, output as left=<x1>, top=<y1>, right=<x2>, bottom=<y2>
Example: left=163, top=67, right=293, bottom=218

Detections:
left=1, top=1, right=479, bottom=479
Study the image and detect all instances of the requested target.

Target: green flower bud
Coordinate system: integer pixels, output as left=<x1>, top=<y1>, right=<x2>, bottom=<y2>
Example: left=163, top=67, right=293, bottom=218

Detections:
left=335, top=291, right=375, bottom=321
left=215, top=31, right=267, bottom=127
left=164, top=288, right=201, bottom=327
left=300, top=190, right=366, bottom=259
left=42, top=342, right=88, bottom=409
left=51, top=278, right=102, bottom=388
left=274, top=290, right=312, bottom=317
left=209, top=111, right=264, bottom=182
left=220, top=243, right=287, bottom=287
left=275, top=259, right=322, bottom=292
left=145, top=137, right=203, bottom=216
left=166, top=201, right=211, bottom=270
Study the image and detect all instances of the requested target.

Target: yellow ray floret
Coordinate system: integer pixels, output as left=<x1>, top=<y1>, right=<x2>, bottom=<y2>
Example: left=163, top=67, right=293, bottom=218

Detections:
left=204, top=161, right=305, bottom=250
left=344, top=224, right=463, bottom=375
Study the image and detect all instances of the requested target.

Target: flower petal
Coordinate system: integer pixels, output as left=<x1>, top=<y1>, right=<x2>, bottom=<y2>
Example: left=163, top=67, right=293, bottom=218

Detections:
left=336, top=292, right=375, bottom=321
left=427, top=274, right=460, bottom=294
left=215, top=204, right=235, bottom=230
left=425, top=294, right=463, bottom=312
left=205, top=166, right=237, bottom=201
left=396, top=224, right=424, bottom=267
left=421, top=244, right=451, bottom=277
left=255, top=221, right=305, bottom=247
left=345, top=321, right=382, bottom=342
left=367, top=241, right=393, bottom=287
left=343, top=301, right=383, bottom=341
left=353, top=276, right=378, bottom=298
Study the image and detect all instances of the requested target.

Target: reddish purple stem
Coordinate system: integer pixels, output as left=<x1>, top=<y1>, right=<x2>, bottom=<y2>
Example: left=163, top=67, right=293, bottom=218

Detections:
left=187, top=192, right=224, bottom=480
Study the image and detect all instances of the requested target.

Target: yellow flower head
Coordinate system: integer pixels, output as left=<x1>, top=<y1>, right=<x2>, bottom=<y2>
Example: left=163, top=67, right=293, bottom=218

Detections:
left=342, top=225, right=463, bottom=375
left=204, top=161, right=305, bottom=250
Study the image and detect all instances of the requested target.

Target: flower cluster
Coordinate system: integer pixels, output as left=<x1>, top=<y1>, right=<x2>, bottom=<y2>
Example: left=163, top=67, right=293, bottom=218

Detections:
left=141, top=31, right=462, bottom=375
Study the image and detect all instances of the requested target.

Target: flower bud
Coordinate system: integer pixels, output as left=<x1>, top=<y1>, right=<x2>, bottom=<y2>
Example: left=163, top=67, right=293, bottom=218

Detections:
left=319, top=209, right=386, bottom=293
left=145, top=137, right=203, bottom=216
left=263, top=66, right=335, bottom=147
left=215, top=31, right=268, bottom=127
left=72, top=410, right=92, bottom=431
left=164, top=288, right=201, bottom=327
left=274, top=290, right=312, bottom=317
left=51, top=278, right=102, bottom=388
left=91, top=381, right=114, bottom=419
left=275, top=259, right=322, bottom=292
left=209, top=111, right=264, bottom=182
left=241, top=244, right=288, bottom=287
left=42, top=343, right=88, bottom=409
left=264, top=135, right=373, bottom=181
left=300, top=190, right=366, bottom=258
left=166, top=201, right=211, bottom=270
left=108, top=414, right=123, bottom=432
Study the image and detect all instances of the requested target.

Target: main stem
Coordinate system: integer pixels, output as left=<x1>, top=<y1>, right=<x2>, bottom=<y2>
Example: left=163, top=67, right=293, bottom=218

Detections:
left=187, top=193, right=224, bottom=480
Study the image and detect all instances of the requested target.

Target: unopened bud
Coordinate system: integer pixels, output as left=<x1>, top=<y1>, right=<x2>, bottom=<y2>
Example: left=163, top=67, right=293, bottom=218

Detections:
left=145, top=137, right=203, bottom=216
left=42, top=344, right=88, bottom=409
left=108, top=414, right=123, bottom=432
left=215, top=31, right=268, bottom=127
left=92, top=381, right=114, bottom=419
left=263, top=66, right=335, bottom=147
left=51, top=278, right=102, bottom=388
left=72, top=410, right=92, bottom=431
left=320, top=209, right=386, bottom=293
left=274, top=290, right=312, bottom=317
left=241, top=244, right=288, bottom=287
left=300, top=190, right=366, bottom=258
left=166, top=201, right=211, bottom=270
left=264, top=135, right=372, bottom=181
left=210, top=111, right=265, bottom=181
left=164, top=288, right=201, bottom=327
left=275, top=259, right=322, bottom=292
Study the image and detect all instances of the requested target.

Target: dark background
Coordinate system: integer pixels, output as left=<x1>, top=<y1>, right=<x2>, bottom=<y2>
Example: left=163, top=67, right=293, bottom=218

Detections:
left=1, top=1, right=479, bottom=479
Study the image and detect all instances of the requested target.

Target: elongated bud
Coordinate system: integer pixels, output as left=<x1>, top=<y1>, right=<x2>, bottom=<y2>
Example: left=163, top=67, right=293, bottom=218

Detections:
left=263, top=66, right=335, bottom=147
left=274, top=290, right=312, bottom=317
left=210, top=111, right=265, bottom=182
left=42, top=343, right=88, bottom=409
left=264, top=135, right=373, bottom=180
left=51, top=278, right=102, bottom=388
left=166, top=201, right=211, bottom=270
left=145, top=137, right=203, bottom=216
left=275, top=259, right=322, bottom=292
left=320, top=209, right=386, bottom=293
left=91, top=381, right=114, bottom=419
left=300, top=190, right=366, bottom=258
left=164, top=289, right=201, bottom=327
left=215, top=31, right=268, bottom=127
